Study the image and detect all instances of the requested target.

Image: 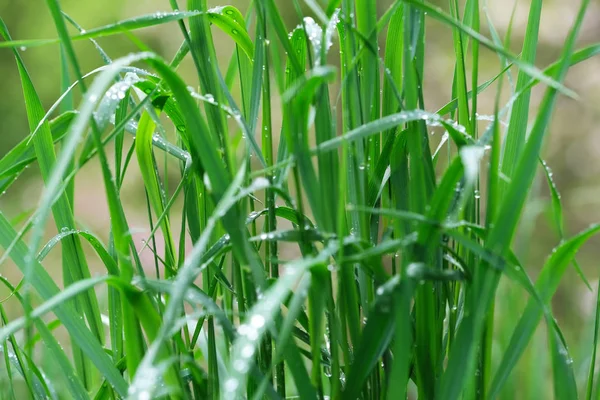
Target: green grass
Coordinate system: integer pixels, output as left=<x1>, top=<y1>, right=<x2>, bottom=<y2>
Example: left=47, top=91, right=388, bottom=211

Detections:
left=0, top=0, right=598, bottom=399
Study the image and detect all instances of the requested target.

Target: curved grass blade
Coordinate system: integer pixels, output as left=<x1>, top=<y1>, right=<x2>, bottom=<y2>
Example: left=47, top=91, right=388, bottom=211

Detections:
left=541, top=158, right=591, bottom=289
left=1, top=17, right=107, bottom=390
left=0, top=111, right=75, bottom=193
left=208, top=6, right=254, bottom=58
left=489, top=223, right=600, bottom=398
left=440, top=1, right=591, bottom=396
left=0, top=277, right=88, bottom=400
left=224, top=243, right=337, bottom=399
left=135, top=111, right=177, bottom=273
left=0, top=302, right=54, bottom=400
left=130, top=164, right=269, bottom=398
left=547, top=317, right=579, bottom=400
left=402, top=0, right=577, bottom=99
left=0, top=275, right=131, bottom=343
left=314, top=110, right=470, bottom=154
left=0, top=215, right=128, bottom=395
left=16, top=52, right=173, bottom=399
left=141, top=54, right=268, bottom=289
left=36, top=229, right=119, bottom=275
left=0, top=11, right=204, bottom=49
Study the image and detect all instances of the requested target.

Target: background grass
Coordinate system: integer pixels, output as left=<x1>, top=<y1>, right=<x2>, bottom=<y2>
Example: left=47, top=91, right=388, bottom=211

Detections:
left=0, top=0, right=599, bottom=399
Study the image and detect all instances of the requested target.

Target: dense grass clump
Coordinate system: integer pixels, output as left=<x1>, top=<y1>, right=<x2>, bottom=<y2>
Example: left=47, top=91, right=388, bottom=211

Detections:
left=0, top=0, right=599, bottom=399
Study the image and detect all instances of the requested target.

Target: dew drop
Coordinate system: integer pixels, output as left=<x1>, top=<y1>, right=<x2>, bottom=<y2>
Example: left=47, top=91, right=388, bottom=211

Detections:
left=234, top=360, right=248, bottom=373
left=250, top=314, right=265, bottom=329
left=246, top=329, right=258, bottom=341
left=138, top=391, right=151, bottom=400
left=203, top=173, right=212, bottom=192
left=238, top=324, right=250, bottom=336
left=224, top=378, right=239, bottom=392
left=241, top=344, right=255, bottom=358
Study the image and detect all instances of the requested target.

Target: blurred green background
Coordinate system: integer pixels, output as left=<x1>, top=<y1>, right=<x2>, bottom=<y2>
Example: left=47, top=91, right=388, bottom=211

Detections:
left=0, top=0, right=599, bottom=396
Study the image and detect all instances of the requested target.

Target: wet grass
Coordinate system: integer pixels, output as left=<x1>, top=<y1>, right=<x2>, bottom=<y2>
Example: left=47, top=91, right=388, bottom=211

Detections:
left=0, top=0, right=599, bottom=399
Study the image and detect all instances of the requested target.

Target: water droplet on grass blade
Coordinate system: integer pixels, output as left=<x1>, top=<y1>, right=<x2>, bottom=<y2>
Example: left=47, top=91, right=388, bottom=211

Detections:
left=234, top=360, right=249, bottom=373
left=204, top=93, right=215, bottom=104
left=246, top=329, right=258, bottom=341
left=238, top=324, right=250, bottom=335
left=138, top=392, right=151, bottom=400
left=459, top=146, right=485, bottom=183
left=203, top=173, right=212, bottom=192
left=250, top=315, right=265, bottom=329
left=224, top=378, right=239, bottom=392
left=241, top=344, right=255, bottom=358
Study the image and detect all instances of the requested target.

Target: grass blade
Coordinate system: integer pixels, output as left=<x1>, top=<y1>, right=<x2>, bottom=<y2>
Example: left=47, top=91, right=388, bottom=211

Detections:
left=489, top=224, right=600, bottom=398
left=0, top=211, right=128, bottom=396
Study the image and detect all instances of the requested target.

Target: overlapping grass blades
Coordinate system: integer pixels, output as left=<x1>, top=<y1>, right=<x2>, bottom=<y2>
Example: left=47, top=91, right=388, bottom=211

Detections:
left=0, top=0, right=598, bottom=399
